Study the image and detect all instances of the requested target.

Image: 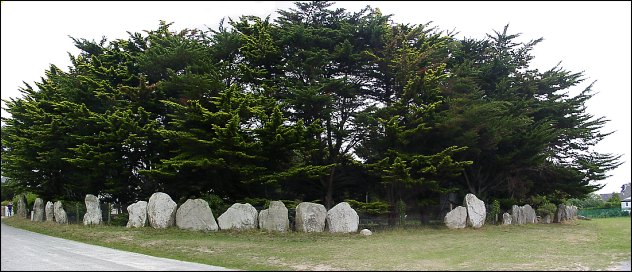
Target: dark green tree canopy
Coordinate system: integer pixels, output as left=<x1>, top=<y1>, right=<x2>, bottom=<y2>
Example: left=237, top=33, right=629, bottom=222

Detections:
left=1, top=2, right=621, bottom=218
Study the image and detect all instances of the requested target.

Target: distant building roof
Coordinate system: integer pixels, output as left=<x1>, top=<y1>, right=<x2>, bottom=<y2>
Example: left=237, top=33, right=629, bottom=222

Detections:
left=600, top=193, right=613, bottom=201
left=622, top=197, right=631, bottom=202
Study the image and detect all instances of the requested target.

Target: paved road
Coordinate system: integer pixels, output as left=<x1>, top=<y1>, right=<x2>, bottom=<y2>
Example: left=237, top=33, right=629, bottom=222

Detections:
left=1, top=222, right=234, bottom=271
left=609, top=259, right=631, bottom=271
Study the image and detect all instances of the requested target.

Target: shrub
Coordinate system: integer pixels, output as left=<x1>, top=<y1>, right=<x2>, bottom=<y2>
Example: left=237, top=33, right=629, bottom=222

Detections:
left=345, top=199, right=390, bottom=216
left=63, top=200, right=87, bottom=224
left=198, top=193, right=231, bottom=216
left=12, top=192, right=39, bottom=209
left=537, top=203, right=557, bottom=217
left=487, top=200, right=501, bottom=224
left=109, top=213, right=129, bottom=226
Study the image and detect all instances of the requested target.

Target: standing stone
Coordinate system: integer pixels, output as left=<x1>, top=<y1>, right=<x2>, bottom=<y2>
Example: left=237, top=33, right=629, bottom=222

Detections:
left=444, top=206, right=467, bottom=229
left=326, top=202, right=359, bottom=233
left=17, top=195, right=28, bottom=218
left=176, top=199, right=218, bottom=231
left=360, top=229, right=372, bottom=236
left=523, top=204, right=536, bottom=224
left=217, top=203, right=258, bottom=230
left=570, top=205, right=577, bottom=220
left=502, top=212, right=512, bottom=225
left=554, top=204, right=567, bottom=223
left=258, top=201, right=289, bottom=232
left=464, top=194, right=486, bottom=228
left=126, top=201, right=148, bottom=228
left=295, top=202, right=327, bottom=233
left=83, top=194, right=103, bottom=225
left=511, top=205, right=526, bottom=225
left=53, top=201, right=68, bottom=224
left=147, top=192, right=177, bottom=229
left=45, top=201, right=55, bottom=222
left=32, top=198, right=45, bottom=222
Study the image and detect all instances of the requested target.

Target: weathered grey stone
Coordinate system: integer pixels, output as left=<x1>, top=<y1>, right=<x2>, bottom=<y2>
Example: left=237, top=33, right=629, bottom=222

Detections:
left=217, top=203, right=258, bottom=230
left=360, top=229, right=372, bottom=236
left=45, top=201, right=55, bottom=222
left=566, top=205, right=577, bottom=220
left=53, top=201, right=68, bottom=224
left=258, top=201, right=289, bottom=232
left=326, top=202, right=359, bottom=233
left=17, top=195, right=28, bottom=218
left=464, top=193, right=486, bottom=228
left=295, top=202, right=327, bottom=233
left=83, top=194, right=103, bottom=225
left=126, top=201, right=148, bottom=228
left=523, top=204, right=536, bottom=224
left=176, top=199, right=218, bottom=231
left=511, top=205, right=526, bottom=225
left=147, top=192, right=177, bottom=229
left=32, top=198, right=45, bottom=222
left=444, top=206, right=467, bottom=229
left=554, top=204, right=568, bottom=223
left=502, top=212, right=512, bottom=225
left=541, top=214, right=552, bottom=224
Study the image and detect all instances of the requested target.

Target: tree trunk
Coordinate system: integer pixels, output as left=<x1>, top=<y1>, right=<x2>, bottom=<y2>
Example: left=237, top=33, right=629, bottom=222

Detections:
left=324, top=166, right=336, bottom=209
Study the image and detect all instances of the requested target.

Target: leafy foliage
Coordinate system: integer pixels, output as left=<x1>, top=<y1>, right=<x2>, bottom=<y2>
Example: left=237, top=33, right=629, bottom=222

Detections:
left=0, top=2, right=621, bottom=225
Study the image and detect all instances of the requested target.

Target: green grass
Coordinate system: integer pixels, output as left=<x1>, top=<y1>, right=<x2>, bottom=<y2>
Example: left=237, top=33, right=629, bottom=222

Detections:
left=2, top=216, right=630, bottom=270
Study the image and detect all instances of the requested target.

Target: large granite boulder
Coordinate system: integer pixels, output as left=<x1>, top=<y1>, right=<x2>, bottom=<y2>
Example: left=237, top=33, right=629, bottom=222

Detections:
left=258, top=201, right=289, bottom=232
left=565, top=205, right=577, bottom=220
left=176, top=199, right=218, bottom=232
left=295, top=202, right=327, bottom=233
left=53, top=201, right=68, bottom=224
left=147, top=192, right=177, bottom=229
left=570, top=205, right=578, bottom=220
left=464, top=194, right=486, bottom=228
left=17, top=195, right=28, bottom=218
left=444, top=206, right=467, bottom=229
left=83, top=194, right=103, bottom=225
left=32, top=198, right=45, bottom=222
left=511, top=205, right=525, bottom=225
left=217, top=203, right=258, bottom=230
left=554, top=204, right=568, bottom=223
left=502, top=212, right=512, bottom=225
left=326, top=202, right=359, bottom=233
left=45, top=201, right=55, bottom=222
left=523, top=204, right=536, bottom=224
left=126, top=201, right=148, bottom=228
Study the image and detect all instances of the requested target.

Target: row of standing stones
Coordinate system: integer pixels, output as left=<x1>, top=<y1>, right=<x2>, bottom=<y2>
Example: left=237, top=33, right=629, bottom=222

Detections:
left=444, top=193, right=579, bottom=229
left=19, top=192, right=372, bottom=235
left=18, top=192, right=578, bottom=232
left=15, top=194, right=70, bottom=224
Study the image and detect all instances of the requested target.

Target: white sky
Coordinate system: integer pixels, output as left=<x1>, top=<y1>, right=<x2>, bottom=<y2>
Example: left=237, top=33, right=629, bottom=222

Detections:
left=1, top=1, right=630, bottom=195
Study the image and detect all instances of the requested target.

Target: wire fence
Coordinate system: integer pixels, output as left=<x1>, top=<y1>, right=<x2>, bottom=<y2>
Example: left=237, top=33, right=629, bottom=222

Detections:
left=578, top=208, right=630, bottom=218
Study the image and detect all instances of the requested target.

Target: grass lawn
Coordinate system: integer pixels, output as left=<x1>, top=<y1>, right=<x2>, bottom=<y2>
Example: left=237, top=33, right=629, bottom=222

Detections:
left=2, top=216, right=630, bottom=270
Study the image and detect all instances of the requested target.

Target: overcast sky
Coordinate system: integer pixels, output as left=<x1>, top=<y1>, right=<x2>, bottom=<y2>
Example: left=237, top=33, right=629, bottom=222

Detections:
left=1, top=1, right=630, bottom=195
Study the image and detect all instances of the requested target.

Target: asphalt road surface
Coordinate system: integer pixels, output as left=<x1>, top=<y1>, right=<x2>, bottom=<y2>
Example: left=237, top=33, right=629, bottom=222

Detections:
left=1, top=222, right=233, bottom=271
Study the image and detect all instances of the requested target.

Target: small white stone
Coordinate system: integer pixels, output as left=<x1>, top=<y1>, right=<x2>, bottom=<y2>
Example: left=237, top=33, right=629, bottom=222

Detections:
left=360, top=229, right=372, bottom=236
